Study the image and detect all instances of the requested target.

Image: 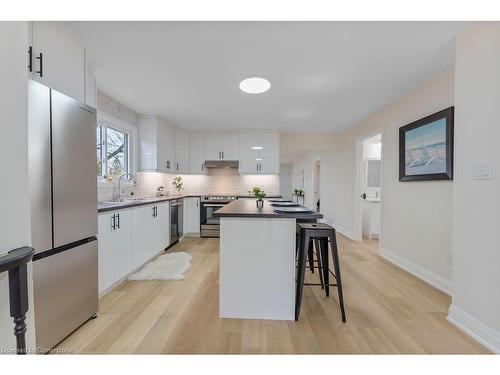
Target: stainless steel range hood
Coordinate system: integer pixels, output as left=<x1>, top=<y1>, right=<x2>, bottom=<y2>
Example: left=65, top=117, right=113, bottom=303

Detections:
left=204, top=160, right=239, bottom=169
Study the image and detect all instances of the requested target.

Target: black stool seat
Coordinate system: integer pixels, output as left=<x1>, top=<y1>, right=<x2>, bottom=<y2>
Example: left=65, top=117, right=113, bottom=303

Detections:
left=295, top=222, right=346, bottom=322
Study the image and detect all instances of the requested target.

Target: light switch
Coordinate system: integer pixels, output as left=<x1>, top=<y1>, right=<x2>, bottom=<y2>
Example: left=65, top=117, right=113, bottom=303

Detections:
left=473, top=163, right=493, bottom=180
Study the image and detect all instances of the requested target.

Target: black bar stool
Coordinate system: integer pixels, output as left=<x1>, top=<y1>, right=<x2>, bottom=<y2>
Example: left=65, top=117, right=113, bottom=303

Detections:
left=295, top=222, right=346, bottom=322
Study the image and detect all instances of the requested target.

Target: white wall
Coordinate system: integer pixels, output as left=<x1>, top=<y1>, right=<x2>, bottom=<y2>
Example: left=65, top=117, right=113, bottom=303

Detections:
left=0, top=21, right=36, bottom=353
left=292, top=69, right=455, bottom=293
left=448, top=23, right=500, bottom=353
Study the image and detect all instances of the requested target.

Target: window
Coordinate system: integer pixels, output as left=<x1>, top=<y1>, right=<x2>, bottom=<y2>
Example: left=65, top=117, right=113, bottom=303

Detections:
left=97, top=122, right=129, bottom=178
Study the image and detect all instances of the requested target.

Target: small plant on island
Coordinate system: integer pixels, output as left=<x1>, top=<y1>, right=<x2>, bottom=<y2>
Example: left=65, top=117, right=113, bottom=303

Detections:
left=252, top=186, right=266, bottom=201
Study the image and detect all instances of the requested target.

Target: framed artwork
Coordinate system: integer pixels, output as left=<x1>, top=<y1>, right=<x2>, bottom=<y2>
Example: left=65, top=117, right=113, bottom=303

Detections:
left=399, top=107, right=454, bottom=181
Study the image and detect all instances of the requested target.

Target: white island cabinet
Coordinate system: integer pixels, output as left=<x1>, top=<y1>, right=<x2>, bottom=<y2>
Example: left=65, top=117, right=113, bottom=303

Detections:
left=215, top=199, right=323, bottom=320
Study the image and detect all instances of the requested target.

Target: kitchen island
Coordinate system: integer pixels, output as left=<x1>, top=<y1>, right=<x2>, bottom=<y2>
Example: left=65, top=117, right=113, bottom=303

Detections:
left=214, top=199, right=323, bottom=320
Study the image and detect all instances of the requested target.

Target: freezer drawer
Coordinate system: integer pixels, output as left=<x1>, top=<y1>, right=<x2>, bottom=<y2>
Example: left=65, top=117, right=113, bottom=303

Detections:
left=33, top=240, right=98, bottom=352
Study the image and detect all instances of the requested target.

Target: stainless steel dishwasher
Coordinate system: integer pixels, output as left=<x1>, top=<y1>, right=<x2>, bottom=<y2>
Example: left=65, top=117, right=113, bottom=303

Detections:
left=169, top=199, right=184, bottom=246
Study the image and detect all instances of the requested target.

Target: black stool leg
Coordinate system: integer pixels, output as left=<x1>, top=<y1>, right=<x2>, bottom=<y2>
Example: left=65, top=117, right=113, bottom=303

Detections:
left=329, top=231, right=346, bottom=322
left=295, top=232, right=310, bottom=321
left=307, top=240, right=314, bottom=273
left=314, top=238, right=324, bottom=289
left=320, top=238, right=330, bottom=297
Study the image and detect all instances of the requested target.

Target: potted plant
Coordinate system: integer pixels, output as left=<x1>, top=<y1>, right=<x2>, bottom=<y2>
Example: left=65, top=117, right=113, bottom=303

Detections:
left=172, top=176, right=183, bottom=192
left=252, top=186, right=266, bottom=207
left=298, top=189, right=304, bottom=196
left=294, top=188, right=299, bottom=195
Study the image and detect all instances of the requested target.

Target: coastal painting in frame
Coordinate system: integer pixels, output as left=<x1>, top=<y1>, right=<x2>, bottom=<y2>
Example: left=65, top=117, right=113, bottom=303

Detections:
left=399, top=107, right=454, bottom=181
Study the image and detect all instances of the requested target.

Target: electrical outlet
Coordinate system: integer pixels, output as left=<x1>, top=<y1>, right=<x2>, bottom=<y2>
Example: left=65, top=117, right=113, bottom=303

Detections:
left=473, top=163, right=494, bottom=180
left=446, top=253, right=453, bottom=265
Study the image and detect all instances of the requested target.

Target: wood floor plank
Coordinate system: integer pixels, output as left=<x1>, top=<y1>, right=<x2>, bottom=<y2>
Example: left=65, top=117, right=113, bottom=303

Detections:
left=55, top=235, right=491, bottom=354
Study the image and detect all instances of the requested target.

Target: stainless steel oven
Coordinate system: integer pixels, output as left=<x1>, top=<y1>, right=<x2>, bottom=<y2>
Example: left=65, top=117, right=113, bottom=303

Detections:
left=200, top=196, right=236, bottom=237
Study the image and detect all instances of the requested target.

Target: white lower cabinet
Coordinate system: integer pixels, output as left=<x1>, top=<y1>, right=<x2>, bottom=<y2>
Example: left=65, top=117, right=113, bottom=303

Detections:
left=154, top=202, right=170, bottom=251
left=98, top=202, right=170, bottom=294
left=98, top=209, right=132, bottom=293
left=131, top=204, right=155, bottom=266
left=113, top=210, right=133, bottom=281
left=184, top=197, right=200, bottom=235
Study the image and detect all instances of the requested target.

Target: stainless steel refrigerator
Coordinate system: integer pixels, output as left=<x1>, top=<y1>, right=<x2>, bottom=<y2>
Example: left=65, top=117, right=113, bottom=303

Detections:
left=28, top=80, right=98, bottom=352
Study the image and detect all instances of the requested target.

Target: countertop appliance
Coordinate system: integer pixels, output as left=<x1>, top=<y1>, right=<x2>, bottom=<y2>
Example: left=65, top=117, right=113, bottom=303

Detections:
left=200, top=195, right=237, bottom=237
left=169, top=198, right=184, bottom=246
left=29, top=80, right=98, bottom=352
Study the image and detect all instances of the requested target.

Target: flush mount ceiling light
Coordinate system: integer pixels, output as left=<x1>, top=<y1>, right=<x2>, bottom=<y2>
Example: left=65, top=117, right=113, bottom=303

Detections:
left=251, top=146, right=263, bottom=150
left=255, top=158, right=263, bottom=161
left=239, top=77, right=271, bottom=94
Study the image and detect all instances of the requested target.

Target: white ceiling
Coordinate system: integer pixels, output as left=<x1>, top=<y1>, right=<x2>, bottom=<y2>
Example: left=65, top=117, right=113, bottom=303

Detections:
left=66, top=21, right=467, bottom=132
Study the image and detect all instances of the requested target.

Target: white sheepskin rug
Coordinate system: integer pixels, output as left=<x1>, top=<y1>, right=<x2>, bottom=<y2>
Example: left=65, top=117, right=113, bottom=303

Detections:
left=129, top=252, right=193, bottom=281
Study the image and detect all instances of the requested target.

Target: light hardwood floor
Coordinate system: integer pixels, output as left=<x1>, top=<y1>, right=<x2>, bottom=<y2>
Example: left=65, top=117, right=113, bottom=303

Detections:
left=56, top=235, right=490, bottom=354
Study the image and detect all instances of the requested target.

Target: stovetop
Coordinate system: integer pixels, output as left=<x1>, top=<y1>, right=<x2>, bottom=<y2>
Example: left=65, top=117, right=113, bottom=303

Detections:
left=201, top=195, right=237, bottom=203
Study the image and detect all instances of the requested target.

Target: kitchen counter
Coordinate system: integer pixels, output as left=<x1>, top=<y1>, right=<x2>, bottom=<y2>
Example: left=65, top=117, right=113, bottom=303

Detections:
left=98, top=194, right=200, bottom=213
left=213, top=199, right=323, bottom=220
left=217, top=199, right=321, bottom=321
left=98, top=194, right=284, bottom=213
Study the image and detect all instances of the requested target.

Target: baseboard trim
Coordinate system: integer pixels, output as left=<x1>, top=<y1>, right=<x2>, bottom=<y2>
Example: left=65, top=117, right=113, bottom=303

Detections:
left=379, top=247, right=452, bottom=295
left=447, top=304, right=500, bottom=353
left=322, top=219, right=357, bottom=241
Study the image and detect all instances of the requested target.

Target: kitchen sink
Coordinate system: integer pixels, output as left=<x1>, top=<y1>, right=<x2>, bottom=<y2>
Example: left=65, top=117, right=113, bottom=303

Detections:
left=101, top=196, right=159, bottom=205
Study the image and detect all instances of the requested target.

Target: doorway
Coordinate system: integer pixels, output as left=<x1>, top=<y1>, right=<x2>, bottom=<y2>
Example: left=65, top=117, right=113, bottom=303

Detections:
left=312, top=160, right=321, bottom=212
left=355, top=133, right=382, bottom=246
left=279, top=164, right=292, bottom=200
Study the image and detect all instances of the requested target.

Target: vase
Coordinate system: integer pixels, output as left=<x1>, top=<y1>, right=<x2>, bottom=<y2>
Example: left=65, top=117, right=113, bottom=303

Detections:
left=256, top=199, right=264, bottom=208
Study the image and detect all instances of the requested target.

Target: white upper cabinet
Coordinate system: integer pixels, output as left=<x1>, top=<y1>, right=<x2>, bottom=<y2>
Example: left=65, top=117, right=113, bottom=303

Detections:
left=239, top=133, right=260, bottom=173
left=85, top=60, right=97, bottom=109
left=138, top=116, right=176, bottom=173
left=221, top=133, right=239, bottom=160
left=158, top=122, right=176, bottom=172
left=239, top=133, right=280, bottom=174
left=204, top=134, right=222, bottom=160
left=259, top=133, right=280, bottom=174
left=31, top=22, right=85, bottom=103
left=190, top=133, right=205, bottom=174
left=175, top=129, right=191, bottom=174
left=204, top=133, right=240, bottom=161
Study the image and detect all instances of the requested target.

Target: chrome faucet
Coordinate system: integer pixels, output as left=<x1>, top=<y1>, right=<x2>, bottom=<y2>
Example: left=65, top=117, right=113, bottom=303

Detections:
left=117, top=173, right=137, bottom=202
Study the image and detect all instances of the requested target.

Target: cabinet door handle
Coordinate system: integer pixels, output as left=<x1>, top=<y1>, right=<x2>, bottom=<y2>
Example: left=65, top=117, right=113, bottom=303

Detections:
left=36, top=52, right=43, bottom=77
left=177, top=162, right=179, bottom=171
left=111, top=214, right=116, bottom=230
left=222, top=151, right=224, bottom=159
left=201, top=163, right=204, bottom=171
left=28, top=46, right=33, bottom=72
left=117, top=213, right=120, bottom=229
left=152, top=206, right=155, bottom=217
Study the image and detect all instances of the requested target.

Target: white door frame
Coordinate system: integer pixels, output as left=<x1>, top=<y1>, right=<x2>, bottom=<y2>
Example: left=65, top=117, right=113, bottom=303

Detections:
left=312, top=159, right=321, bottom=212
left=354, top=130, right=383, bottom=248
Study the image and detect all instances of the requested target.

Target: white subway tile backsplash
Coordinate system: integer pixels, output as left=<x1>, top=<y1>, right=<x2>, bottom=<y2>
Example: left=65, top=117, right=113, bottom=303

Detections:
left=98, top=170, right=280, bottom=201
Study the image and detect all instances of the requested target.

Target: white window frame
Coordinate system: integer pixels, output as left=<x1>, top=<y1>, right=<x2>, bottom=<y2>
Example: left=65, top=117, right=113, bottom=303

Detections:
left=97, top=111, right=138, bottom=183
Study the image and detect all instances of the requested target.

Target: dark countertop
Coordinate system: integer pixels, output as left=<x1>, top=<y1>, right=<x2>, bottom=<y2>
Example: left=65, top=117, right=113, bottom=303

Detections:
left=98, top=194, right=200, bottom=213
left=213, top=199, right=323, bottom=220
left=97, top=194, right=283, bottom=213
